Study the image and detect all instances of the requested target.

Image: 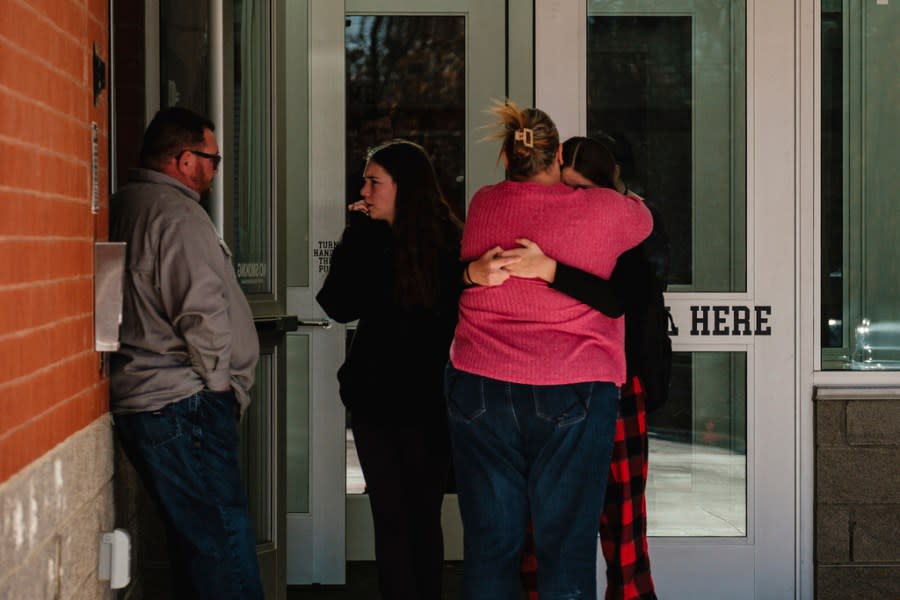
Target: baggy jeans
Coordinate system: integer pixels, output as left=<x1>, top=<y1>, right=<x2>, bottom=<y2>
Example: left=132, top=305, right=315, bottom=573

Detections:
left=445, top=364, right=618, bottom=600
left=114, top=389, right=264, bottom=600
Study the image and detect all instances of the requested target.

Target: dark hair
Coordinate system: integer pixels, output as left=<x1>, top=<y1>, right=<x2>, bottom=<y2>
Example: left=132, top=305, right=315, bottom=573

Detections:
left=139, top=107, right=215, bottom=170
left=595, top=130, right=635, bottom=182
left=561, top=136, right=617, bottom=189
left=366, top=140, right=463, bottom=308
left=487, top=100, right=559, bottom=180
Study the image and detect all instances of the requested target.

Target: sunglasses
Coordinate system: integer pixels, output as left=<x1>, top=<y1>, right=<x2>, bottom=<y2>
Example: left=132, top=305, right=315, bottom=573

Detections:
left=182, top=149, right=222, bottom=169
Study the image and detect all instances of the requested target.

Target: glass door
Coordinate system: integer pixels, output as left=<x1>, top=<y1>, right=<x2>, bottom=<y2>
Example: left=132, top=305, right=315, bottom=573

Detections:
left=152, top=1, right=289, bottom=597
left=537, top=0, right=797, bottom=597
left=342, top=0, right=515, bottom=563
left=287, top=0, right=532, bottom=584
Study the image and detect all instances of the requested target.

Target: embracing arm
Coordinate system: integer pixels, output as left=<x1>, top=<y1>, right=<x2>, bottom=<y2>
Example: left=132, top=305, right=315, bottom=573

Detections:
left=463, top=246, right=521, bottom=287
left=552, top=260, right=626, bottom=317
left=497, top=238, right=626, bottom=317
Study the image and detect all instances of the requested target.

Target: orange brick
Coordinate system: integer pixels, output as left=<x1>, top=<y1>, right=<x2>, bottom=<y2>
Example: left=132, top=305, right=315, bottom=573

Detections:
left=25, top=0, right=88, bottom=48
left=94, top=206, right=108, bottom=239
left=0, top=240, right=92, bottom=286
left=0, top=351, right=99, bottom=434
left=87, top=6, right=108, bottom=65
left=0, top=193, right=92, bottom=237
left=0, top=88, right=90, bottom=160
left=0, top=0, right=86, bottom=84
left=0, top=0, right=115, bottom=486
left=0, top=288, right=31, bottom=336
left=0, top=383, right=106, bottom=483
left=88, top=0, right=109, bottom=29
left=0, top=140, right=90, bottom=201
left=0, top=38, right=88, bottom=122
left=0, top=313, right=93, bottom=382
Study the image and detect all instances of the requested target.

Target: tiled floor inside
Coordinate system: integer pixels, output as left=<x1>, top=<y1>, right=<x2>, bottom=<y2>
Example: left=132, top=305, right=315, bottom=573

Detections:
left=347, top=430, right=747, bottom=536
left=292, top=432, right=746, bottom=597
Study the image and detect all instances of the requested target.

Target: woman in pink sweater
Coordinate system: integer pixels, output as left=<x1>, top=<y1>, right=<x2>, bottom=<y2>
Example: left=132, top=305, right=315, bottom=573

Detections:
left=446, top=102, right=652, bottom=600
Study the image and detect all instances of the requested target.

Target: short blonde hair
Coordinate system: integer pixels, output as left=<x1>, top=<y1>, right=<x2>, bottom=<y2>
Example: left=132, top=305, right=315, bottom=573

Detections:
left=487, top=100, right=559, bottom=180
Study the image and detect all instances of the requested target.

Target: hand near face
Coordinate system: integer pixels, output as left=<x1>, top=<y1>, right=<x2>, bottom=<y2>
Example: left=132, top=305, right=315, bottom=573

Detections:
left=347, top=200, right=370, bottom=215
left=468, top=246, right=521, bottom=287
left=498, top=238, right=557, bottom=283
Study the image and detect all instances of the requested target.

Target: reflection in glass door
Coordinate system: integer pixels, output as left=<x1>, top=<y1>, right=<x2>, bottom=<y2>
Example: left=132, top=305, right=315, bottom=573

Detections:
left=649, top=352, right=746, bottom=537
left=538, top=0, right=797, bottom=596
left=820, top=0, right=900, bottom=370
left=345, top=15, right=467, bottom=219
left=585, top=0, right=748, bottom=540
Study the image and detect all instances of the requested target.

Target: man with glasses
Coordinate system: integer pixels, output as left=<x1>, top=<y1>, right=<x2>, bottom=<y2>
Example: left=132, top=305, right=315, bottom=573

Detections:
left=109, top=107, right=263, bottom=599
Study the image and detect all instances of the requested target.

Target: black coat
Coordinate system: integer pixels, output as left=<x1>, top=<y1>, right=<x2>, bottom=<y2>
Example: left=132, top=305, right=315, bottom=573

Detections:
left=316, top=214, right=463, bottom=425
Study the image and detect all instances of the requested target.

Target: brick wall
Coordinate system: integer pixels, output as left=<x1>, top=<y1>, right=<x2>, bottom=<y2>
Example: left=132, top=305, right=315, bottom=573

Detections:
left=0, top=0, right=110, bottom=482
left=0, top=0, right=114, bottom=597
left=816, top=388, right=900, bottom=599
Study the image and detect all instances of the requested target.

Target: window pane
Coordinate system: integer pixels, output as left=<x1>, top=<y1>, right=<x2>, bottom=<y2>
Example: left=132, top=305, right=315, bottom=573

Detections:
left=160, top=1, right=210, bottom=112
left=232, top=0, right=273, bottom=295
left=648, top=352, right=747, bottom=537
left=821, top=1, right=900, bottom=369
left=286, top=334, right=311, bottom=513
left=241, top=352, right=274, bottom=544
left=821, top=4, right=844, bottom=351
left=345, top=15, right=466, bottom=219
left=586, top=3, right=747, bottom=292
left=285, top=2, right=310, bottom=288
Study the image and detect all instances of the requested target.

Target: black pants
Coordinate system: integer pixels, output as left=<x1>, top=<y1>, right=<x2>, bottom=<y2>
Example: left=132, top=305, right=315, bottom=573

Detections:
left=352, top=418, right=451, bottom=600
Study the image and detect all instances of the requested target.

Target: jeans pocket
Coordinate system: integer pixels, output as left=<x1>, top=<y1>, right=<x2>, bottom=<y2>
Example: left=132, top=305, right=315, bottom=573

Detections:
left=202, top=388, right=238, bottom=415
left=199, top=389, right=241, bottom=446
left=533, top=382, right=593, bottom=428
left=445, top=365, right=486, bottom=423
left=128, top=405, right=184, bottom=448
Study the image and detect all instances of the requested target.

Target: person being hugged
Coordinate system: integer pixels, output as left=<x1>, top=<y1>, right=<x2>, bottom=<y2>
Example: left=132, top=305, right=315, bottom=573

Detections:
left=446, top=102, right=652, bottom=600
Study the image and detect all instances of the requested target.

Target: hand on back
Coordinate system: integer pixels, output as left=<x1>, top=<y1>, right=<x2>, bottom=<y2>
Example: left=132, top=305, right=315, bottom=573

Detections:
left=499, top=238, right=557, bottom=283
left=468, top=246, right=520, bottom=286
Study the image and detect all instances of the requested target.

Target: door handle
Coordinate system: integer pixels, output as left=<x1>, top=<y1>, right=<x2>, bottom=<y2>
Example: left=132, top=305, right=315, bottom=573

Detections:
left=296, top=318, right=332, bottom=329
left=254, top=315, right=299, bottom=333
left=254, top=316, right=332, bottom=332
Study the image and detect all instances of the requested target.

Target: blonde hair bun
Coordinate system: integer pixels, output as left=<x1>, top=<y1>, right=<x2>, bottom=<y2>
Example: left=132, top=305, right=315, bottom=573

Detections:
left=487, top=99, right=559, bottom=179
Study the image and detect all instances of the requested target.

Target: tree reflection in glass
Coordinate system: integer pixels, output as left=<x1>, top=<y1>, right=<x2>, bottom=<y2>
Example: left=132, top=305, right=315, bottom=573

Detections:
left=346, top=15, right=467, bottom=220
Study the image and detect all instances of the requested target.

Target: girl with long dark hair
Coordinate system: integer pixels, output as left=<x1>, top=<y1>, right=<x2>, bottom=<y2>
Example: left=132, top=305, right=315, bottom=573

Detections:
left=317, top=140, right=463, bottom=600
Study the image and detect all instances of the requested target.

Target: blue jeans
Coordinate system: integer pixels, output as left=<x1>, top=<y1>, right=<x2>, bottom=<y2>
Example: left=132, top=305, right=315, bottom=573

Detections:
left=444, top=364, right=618, bottom=600
left=114, top=389, right=264, bottom=600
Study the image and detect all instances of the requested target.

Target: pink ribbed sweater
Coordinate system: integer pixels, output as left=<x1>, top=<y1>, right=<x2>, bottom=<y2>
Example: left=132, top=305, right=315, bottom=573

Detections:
left=450, top=180, right=652, bottom=385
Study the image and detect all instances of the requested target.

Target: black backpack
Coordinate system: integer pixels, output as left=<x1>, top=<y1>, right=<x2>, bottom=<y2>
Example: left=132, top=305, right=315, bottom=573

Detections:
left=632, top=279, right=674, bottom=413
left=626, top=206, right=673, bottom=413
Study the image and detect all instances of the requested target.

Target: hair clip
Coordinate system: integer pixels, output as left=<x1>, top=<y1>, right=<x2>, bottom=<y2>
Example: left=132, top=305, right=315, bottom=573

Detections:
left=514, top=128, right=534, bottom=148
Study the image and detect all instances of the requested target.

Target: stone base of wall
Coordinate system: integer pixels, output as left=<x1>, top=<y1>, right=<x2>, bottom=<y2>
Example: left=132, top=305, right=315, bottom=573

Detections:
left=0, top=416, right=115, bottom=600
left=816, top=387, right=900, bottom=600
